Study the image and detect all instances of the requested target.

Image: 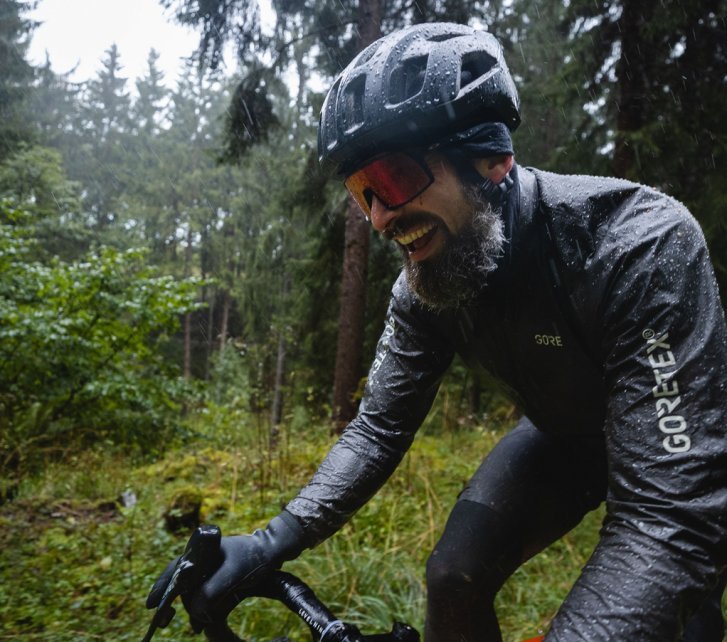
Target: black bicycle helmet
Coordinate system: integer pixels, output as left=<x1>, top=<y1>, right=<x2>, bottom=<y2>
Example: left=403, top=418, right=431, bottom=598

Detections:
left=318, top=22, right=520, bottom=177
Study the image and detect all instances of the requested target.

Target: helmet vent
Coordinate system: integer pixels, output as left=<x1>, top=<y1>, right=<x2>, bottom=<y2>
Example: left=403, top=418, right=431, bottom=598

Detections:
left=428, top=33, right=461, bottom=42
left=354, top=41, right=381, bottom=68
left=460, top=51, right=497, bottom=89
left=388, top=55, right=428, bottom=104
left=343, top=75, right=366, bottom=129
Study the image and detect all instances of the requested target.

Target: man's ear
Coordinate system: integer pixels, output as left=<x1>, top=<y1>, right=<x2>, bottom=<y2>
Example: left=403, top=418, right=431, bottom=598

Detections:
left=474, top=155, right=514, bottom=183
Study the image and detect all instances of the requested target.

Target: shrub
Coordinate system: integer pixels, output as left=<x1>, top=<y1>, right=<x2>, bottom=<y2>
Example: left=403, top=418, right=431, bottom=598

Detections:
left=0, top=203, right=203, bottom=478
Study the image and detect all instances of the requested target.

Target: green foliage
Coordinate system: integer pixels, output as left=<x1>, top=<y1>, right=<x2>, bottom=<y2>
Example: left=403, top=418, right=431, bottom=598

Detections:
left=0, top=203, right=204, bottom=474
left=0, top=0, right=37, bottom=161
left=0, top=417, right=626, bottom=641
left=0, top=144, right=81, bottom=217
left=133, top=49, right=168, bottom=137
left=503, top=0, right=608, bottom=174
left=220, top=66, right=284, bottom=161
left=557, top=0, right=727, bottom=293
left=0, top=144, right=89, bottom=259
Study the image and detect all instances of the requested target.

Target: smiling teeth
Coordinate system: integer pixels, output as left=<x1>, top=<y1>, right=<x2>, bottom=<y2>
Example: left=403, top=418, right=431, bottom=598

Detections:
left=395, top=223, right=435, bottom=246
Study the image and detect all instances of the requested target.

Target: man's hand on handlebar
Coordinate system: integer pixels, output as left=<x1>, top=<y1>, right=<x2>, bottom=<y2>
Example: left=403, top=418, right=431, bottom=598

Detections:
left=181, top=525, right=300, bottom=629
left=144, top=521, right=544, bottom=642
left=144, top=512, right=307, bottom=638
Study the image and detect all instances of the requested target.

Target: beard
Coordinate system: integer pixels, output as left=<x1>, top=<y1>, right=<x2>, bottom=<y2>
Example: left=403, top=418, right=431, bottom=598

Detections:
left=401, top=186, right=506, bottom=313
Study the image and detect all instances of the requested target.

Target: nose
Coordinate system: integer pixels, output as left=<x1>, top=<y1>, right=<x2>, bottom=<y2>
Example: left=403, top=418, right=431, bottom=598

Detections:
left=369, top=195, right=399, bottom=233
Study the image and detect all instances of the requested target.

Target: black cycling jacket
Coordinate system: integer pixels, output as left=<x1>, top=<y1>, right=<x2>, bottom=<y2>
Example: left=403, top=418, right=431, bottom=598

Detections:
left=285, top=166, right=727, bottom=640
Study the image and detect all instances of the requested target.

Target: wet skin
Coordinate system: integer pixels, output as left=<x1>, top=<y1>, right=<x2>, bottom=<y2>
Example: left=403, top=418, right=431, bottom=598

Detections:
left=368, top=153, right=513, bottom=262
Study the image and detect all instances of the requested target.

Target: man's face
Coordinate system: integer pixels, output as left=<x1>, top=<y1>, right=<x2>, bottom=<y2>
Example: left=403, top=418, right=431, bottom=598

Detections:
left=348, top=152, right=505, bottom=311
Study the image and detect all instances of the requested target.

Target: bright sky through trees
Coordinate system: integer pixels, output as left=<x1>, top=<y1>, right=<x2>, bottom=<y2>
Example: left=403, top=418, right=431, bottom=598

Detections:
left=27, top=0, right=219, bottom=87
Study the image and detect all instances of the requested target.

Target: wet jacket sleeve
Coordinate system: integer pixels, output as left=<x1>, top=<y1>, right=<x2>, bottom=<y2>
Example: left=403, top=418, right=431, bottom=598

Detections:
left=285, top=275, right=455, bottom=546
left=548, top=192, right=727, bottom=640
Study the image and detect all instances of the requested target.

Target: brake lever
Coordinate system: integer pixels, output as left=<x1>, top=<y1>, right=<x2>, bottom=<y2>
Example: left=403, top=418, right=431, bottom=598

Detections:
left=142, top=524, right=223, bottom=642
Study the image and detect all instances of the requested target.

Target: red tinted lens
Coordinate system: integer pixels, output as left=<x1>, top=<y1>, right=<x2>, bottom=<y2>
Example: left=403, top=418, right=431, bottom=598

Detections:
left=344, top=153, right=433, bottom=216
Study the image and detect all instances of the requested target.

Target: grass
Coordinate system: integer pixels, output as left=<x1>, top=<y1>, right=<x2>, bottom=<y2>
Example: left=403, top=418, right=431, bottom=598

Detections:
left=0, top=419, right=724, bottom=641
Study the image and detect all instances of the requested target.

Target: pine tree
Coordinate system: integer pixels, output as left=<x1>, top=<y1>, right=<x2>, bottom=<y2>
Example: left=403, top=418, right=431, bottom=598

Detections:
left=32, top=59, right=82, bottom=150
left=158, top=0, right=504, bottom=426
left=0, top=0, right=37, bottom=161
left=561, top=0, right=727, bottom=292
left=76, top=44, right=133, bottom=231
left=133, top=49, right=168, bottom=136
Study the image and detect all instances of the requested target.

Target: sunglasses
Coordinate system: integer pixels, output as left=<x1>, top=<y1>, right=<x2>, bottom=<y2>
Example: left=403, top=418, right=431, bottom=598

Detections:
left=344, top=152, right=434, bottom=218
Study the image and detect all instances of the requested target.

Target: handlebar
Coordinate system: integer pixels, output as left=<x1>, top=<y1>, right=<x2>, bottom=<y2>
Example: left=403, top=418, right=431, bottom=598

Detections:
left=204, top=571, right=419, bottom=642
left=143, top=524, right=419, bottom=642
left=143, top=524, right=543, bottom=641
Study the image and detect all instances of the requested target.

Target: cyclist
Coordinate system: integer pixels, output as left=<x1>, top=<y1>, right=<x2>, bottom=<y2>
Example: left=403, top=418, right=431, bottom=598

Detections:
left=149, top=22, right=727, bottom=641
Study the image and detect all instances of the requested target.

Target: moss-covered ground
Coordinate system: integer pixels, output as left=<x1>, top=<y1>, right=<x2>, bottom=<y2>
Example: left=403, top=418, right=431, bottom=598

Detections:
left=1, top=423, right=722, bottom=641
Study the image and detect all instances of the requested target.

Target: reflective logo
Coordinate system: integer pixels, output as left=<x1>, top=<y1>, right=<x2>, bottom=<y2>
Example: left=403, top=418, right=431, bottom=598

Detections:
left=371, top=315, right=395, bottom=374
left=534, top=333, right=563, bottom=347
left=643, top=328, right=690, bottom=453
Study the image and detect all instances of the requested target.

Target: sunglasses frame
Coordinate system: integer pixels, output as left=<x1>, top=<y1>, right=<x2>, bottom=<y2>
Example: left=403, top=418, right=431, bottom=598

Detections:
left=344, top=151, right=434, bottom=217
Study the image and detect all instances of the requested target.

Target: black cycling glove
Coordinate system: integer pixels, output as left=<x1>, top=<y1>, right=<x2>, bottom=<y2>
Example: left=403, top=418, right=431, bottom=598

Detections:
left=147, top=511, right=306, bottom=632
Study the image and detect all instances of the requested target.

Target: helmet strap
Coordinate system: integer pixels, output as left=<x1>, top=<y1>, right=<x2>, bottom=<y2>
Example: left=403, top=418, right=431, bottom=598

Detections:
left=446, top=151, right=514, bottom=208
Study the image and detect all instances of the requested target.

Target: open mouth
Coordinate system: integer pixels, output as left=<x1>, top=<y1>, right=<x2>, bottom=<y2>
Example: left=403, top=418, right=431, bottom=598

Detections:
left=395, top=222, right=438, bottom=254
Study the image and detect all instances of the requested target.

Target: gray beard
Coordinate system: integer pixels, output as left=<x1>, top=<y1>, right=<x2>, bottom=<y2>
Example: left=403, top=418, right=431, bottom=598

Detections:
left=401, top=188, right=505, bottom=313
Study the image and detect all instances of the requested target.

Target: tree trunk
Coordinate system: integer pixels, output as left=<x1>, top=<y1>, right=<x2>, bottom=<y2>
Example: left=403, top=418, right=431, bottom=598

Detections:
left=183, top=313, right=192, bottom=379
left=219, top=290, right=231, bottom=351
left=270, top=328, right=287, bottom=446
left=270, top=275, right=291, bottom=445
left=613, top=0, right=652, bottom=179
left=203, top=285, right=215, bottom=379
left=330, top=0, right=383, bottom=433
left=183, top=220, right=194, bottom=379
left=331, top=196, right=372, bottom=431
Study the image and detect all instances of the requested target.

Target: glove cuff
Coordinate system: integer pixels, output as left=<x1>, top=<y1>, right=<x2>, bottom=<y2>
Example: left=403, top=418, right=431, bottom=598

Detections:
left=263, top=511, right=307, bottom=565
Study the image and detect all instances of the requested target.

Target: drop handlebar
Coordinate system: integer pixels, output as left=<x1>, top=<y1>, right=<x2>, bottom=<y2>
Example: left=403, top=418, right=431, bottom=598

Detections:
left=142, top=524, right=419, bottom=642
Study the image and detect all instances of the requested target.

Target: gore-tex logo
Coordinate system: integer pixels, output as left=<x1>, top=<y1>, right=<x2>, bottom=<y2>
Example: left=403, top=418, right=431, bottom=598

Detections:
left=643, top=329, right=690, bottom=453
left=371, top=315, right=395, bottom=374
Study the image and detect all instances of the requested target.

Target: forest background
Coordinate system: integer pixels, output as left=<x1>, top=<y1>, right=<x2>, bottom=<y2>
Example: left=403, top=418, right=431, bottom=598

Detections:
left=1, top=0, right=725, bottom=640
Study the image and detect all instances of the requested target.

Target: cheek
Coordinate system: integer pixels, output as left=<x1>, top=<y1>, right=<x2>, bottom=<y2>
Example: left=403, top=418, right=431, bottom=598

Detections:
left=439, top=192, right=473, bottom=234
left=428, top=158, right=450, bottom=178
left=409, top=164, right=471, bottom=230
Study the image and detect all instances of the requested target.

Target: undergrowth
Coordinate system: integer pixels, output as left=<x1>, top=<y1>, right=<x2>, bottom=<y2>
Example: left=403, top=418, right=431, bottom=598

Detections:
left=0, top=417, right=722, bottom=641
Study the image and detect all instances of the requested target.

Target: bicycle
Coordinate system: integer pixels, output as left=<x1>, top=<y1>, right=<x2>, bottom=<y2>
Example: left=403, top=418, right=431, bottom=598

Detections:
left=142, top=524, right=545, bottom=642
